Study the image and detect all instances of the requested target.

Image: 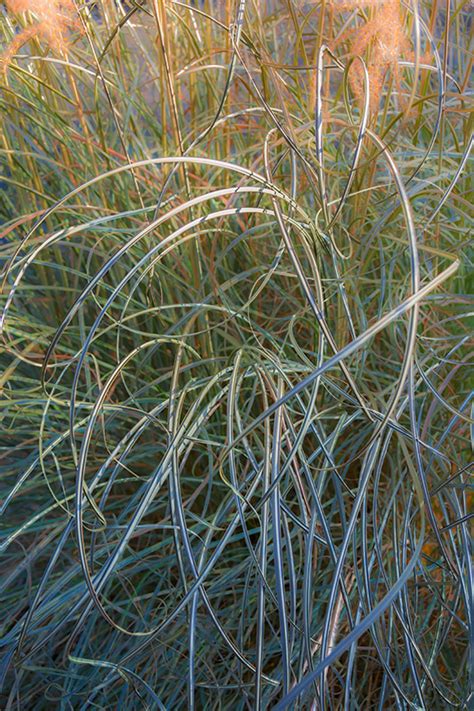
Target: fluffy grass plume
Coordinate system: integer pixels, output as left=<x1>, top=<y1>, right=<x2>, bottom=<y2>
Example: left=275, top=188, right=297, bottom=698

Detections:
left=331, top=0, right=415, bottom=113
left=1, top=0, right=79, bottom=71
left=0, top=0, right=472, bottom=708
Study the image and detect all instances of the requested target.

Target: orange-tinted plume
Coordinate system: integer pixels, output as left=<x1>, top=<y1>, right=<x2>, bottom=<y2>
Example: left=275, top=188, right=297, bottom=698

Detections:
left=2, top=0, right=80, bottom=72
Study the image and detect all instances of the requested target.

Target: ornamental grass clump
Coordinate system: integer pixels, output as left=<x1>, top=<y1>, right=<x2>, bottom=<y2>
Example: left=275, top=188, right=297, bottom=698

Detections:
left=0, top=1, right=472, bottom=709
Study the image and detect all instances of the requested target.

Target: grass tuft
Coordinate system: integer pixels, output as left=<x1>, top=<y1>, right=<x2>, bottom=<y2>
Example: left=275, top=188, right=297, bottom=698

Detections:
left=0, top=1, right=472, bottom=708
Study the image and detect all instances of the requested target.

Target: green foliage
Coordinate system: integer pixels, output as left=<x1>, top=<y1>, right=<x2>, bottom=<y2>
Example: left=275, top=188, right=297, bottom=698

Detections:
left=0, top=1, right=472, bottom=708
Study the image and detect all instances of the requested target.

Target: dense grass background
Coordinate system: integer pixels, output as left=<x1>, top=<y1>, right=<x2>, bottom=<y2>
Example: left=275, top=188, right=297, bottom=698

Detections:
left=0, top=1, right=472, bottom=708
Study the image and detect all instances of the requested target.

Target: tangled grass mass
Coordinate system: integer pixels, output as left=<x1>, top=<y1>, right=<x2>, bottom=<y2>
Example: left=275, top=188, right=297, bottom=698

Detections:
left=0, top=0, right=472, bottom=708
